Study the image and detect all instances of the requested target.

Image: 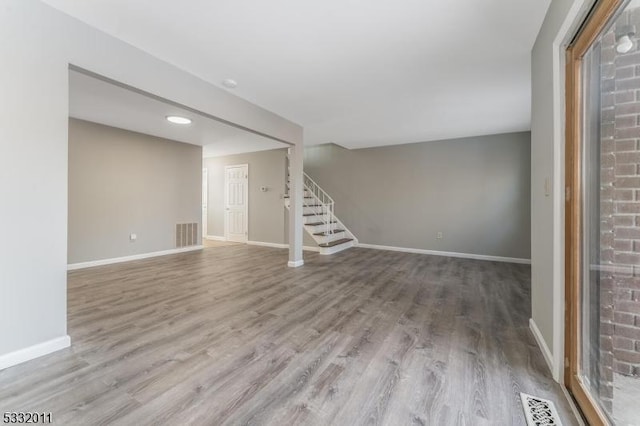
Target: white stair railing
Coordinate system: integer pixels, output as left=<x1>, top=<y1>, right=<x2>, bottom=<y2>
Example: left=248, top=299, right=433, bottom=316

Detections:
left=303, top=172, right=335, bottom=235
left=286, top=150, right=336, bottom=235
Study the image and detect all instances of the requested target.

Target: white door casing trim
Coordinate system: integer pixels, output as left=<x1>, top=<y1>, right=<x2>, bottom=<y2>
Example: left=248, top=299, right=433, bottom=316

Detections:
left=202, top=167, right=208, bottom=238
left=543, top=0, right=594, bottom=383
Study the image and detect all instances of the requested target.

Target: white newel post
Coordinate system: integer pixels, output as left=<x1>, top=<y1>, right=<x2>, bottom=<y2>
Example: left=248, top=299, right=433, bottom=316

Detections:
left=288, top=145, right=304, bottom=267
left=288, top=146, right=304, bottom=268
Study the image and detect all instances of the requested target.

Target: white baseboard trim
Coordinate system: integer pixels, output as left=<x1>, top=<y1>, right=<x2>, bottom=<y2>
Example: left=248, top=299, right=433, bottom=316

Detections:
left=205, top=235, right=227, bottom=241
left=247, top=241, right=320, bottom=252
left=288, top=260, right=304, bottom=268
left=247, top=240, right=288, bottom=249
left=68, top=246, right=204, bottom=271
left=530, top=318, right=555, bottom=378
left=0, top=335, right=71, bottom=371
left=355, top=243, right=531, bottom=264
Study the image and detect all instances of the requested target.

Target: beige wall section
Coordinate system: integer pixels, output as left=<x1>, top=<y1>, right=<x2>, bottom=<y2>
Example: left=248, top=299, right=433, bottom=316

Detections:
left=204, top=149, right=287, bottom=244
left=304, top=132, right=532, bottom=259
left=68, top=119, right=202, bottom=264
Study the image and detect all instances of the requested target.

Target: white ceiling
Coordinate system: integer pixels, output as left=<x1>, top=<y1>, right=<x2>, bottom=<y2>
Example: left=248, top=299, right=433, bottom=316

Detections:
left=50, top=0, right=551, bottom=149
left=69, top=70, right=287, bottom=158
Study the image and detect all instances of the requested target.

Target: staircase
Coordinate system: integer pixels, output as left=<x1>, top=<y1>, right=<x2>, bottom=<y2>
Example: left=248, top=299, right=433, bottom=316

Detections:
left=284, top=161, right=356, bottom=255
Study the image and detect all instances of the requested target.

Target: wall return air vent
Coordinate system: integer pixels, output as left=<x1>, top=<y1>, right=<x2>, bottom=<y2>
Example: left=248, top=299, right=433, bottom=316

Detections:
left=176, top=223, right=198, bottom=248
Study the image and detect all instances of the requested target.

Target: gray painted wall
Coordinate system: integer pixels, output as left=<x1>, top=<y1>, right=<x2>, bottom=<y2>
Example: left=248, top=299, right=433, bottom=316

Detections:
left=204, top=149, right=287, bottom=244
left=304, top=132, right=532, bottom=259
left=68, top=119, right=202, bottom=264
left=531, top=0, right=570, bottom=368
left=1, top=0, right=302, bottom=361
left=531, top=0, right=591, bottom=380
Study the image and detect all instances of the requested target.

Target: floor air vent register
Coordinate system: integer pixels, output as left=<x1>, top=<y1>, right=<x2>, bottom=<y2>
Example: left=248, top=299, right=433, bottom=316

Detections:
left=520, top=393, right=563, bottom=426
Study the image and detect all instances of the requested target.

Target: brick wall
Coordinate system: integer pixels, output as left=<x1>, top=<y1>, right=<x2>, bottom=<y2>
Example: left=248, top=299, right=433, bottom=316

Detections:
left=599, top=7, right=640, bottom=412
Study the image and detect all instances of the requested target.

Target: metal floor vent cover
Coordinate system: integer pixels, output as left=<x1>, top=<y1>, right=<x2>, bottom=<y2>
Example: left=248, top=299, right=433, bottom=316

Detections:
left=520, top=393, right=563, bottom=426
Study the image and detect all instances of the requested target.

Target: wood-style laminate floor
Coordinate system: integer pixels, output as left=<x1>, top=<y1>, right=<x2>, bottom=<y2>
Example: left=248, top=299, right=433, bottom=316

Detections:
left=0, top=246, right=578, bottom=425
left=203, top=239, right=241, bottom=248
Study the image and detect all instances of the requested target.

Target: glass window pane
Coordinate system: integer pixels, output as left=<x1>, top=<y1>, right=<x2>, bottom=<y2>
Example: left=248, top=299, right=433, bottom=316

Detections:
left=581, top=1, right=640, bottom=424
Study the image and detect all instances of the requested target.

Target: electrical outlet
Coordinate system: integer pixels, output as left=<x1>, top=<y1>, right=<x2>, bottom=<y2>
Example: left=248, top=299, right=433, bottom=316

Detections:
left=130, top=233, right=137, bottom=242
left=436, top=232, right=443, bottom=240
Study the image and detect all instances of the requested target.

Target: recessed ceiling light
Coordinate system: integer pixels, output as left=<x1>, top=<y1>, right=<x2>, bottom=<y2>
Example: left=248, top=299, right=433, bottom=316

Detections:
left=222, top=78, right=238, bottom=89
left=166, top=115, right=192, bottom=125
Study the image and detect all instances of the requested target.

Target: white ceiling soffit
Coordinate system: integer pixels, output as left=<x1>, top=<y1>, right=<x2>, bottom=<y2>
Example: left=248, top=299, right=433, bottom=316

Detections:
left=69, top=70, right=287, bottom=158
left=48, top=0, right=551, bottom=149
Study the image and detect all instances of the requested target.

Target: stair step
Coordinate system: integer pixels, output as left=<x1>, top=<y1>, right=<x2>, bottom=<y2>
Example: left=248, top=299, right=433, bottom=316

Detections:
left=313, top=229, right=345, bottom=236
left=284, top=196, right=313, bottom=199
left=318, top=238, right=353, bottom=248
left=306, top=221, right=337, bottom=226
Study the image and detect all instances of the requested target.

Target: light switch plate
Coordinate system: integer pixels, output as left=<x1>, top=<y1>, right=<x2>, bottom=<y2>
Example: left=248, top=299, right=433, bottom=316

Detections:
left=544, top=177, right=551, bottom=197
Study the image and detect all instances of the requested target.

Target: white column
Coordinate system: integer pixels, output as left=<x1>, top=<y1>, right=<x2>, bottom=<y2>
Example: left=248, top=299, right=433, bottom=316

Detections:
left=288, top=145, right=304, bottom=267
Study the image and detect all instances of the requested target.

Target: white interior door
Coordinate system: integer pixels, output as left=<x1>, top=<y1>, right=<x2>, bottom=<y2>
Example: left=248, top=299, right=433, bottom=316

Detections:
left=202, top=168, right=208, bottom=238
left=225, top=164, right=248, bottom=242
